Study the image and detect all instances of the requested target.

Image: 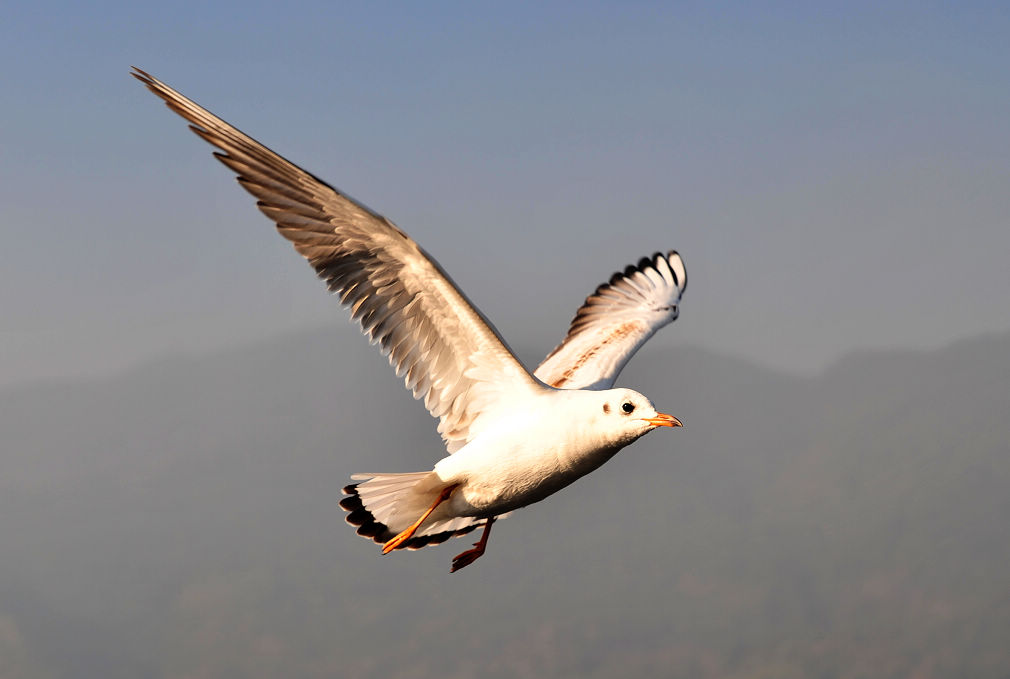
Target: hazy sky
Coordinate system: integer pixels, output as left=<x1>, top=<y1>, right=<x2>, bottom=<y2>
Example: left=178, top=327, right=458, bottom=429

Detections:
left=2, top=1, right=1008, bottom=387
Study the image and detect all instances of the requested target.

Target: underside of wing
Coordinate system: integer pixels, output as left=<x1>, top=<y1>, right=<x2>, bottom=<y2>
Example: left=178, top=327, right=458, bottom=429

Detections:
left=133, top=68, right=541, bottom=453
left=534, top=251, right=686, bottom=390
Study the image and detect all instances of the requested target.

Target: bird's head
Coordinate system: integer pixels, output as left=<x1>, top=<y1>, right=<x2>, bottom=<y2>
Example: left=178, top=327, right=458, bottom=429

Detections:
left=592, top=387, right=682, bottom=445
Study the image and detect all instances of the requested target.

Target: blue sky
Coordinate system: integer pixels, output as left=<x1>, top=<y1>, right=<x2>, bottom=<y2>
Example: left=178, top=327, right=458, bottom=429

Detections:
left=2, top=1, right=1008, bottom=385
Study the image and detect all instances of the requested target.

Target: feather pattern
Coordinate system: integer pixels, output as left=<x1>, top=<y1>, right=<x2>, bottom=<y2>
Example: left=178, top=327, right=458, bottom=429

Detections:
left=340, top=481, right=483, bottom=550
left=534, top=251, right=686, bottom=390
left=132, top=67, right=542, bottom=454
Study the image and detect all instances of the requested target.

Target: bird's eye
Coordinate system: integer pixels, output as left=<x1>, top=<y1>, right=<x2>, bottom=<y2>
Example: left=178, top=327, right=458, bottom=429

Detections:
left=622, top=402, right=635, bottom=414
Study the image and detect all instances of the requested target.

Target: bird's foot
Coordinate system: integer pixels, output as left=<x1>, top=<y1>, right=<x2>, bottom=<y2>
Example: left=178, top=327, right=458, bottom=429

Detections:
left=449, top=516, right=495, bottom=572
left=450, top=542, right=486, bottom=572
left=382, top=529, right=415, bottom=554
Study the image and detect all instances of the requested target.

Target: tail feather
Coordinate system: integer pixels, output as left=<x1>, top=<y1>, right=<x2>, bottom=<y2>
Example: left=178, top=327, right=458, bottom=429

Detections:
left=340, top=472, right=484, bottom=551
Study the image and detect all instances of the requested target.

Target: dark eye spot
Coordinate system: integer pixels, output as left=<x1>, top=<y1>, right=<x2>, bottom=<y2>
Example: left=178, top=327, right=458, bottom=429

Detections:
left=603, top=403, right=611, bottom=414
left=622, top=402, right=635, bottom=414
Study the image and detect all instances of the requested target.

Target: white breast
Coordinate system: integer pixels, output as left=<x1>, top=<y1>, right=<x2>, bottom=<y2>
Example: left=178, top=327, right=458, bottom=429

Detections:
left=432, top=390, right=625, bottom=517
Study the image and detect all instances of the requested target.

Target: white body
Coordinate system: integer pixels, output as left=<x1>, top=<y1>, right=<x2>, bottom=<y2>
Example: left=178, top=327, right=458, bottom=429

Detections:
left=351, top=386, right=669, bottom=539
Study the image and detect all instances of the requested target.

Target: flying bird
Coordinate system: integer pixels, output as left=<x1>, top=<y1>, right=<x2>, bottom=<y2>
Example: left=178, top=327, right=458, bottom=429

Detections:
left=133, top=67, right=687, bottom=572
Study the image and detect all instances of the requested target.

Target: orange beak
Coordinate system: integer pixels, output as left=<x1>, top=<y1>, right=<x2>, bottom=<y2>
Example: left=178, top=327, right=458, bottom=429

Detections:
left=641, top=413, right=683, bottom=428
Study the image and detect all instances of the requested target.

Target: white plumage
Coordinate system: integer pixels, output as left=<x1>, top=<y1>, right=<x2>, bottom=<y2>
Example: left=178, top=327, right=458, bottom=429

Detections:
left=134, top=68, right=686, bottom=572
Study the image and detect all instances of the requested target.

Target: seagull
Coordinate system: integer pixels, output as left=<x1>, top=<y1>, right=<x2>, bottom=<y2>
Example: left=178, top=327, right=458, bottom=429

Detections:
left=134, top=67, right=687, bottom=572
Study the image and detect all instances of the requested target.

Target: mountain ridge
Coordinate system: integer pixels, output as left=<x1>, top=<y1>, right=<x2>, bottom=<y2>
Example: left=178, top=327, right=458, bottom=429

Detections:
left=1, top=327, right=1007, bottom=678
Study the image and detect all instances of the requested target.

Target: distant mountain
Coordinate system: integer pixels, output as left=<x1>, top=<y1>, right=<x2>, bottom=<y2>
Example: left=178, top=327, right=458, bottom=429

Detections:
left=1, top=329, right=1007, bottom=679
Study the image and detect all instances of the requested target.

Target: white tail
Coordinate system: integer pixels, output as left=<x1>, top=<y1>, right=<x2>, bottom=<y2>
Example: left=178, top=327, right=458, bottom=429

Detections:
left=340, top=472, right=484, bottom=550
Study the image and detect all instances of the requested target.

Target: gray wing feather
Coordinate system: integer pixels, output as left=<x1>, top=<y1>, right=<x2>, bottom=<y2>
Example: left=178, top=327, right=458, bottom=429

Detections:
left=133, top=68, right=540, bottom=453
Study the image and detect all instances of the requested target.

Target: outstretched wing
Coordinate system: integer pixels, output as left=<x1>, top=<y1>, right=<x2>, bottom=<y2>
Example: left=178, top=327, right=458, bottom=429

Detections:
left=534, top=251, right=686, bottom=390
left=134, top=68, right=541, bottom=453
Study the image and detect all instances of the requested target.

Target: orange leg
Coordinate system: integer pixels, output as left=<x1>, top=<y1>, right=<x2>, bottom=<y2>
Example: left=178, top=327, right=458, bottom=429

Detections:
left=382, top=484, right=457, bottom=554
left=450, top=516, right=496, bottom=572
